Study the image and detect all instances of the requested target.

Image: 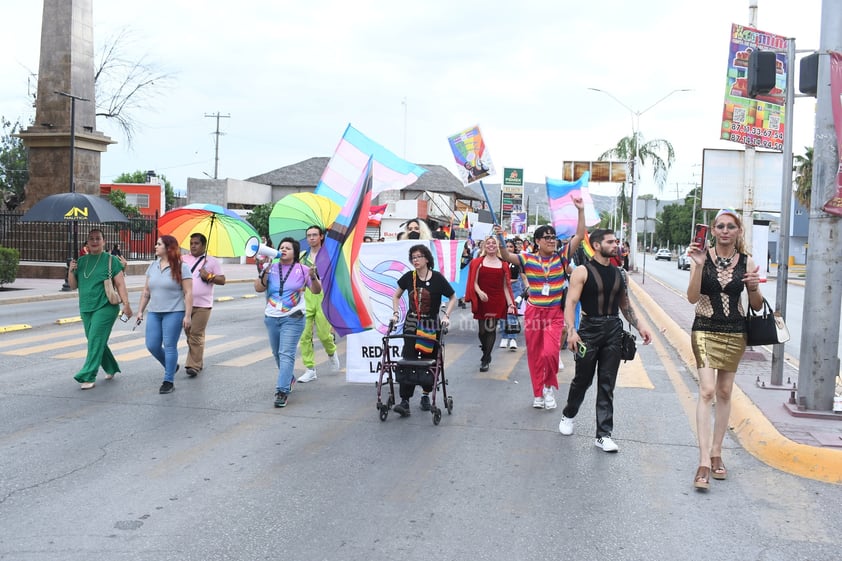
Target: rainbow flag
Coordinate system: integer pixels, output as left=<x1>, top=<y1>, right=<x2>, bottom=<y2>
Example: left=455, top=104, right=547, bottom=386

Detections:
left=315, top=124, right=427, bottom=208
left=546, top=171, right=600, bottom=238
left=458, top=213, right=469, bottom=230
left=316, top=158, right=374, bottom=336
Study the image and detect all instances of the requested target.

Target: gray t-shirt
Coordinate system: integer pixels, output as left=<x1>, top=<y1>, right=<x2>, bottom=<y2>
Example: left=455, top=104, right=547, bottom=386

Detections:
left=146, top=259, right=192, bottom=313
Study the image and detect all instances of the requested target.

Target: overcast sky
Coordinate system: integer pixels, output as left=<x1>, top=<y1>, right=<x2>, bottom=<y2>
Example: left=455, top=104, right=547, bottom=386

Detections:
left=0, top=0, right=824, bottom=200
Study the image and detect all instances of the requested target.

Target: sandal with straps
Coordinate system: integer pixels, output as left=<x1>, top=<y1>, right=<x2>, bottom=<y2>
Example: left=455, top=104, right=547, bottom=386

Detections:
left=711, top=456, right=727, bottom=480
left=693, top=466, right=710, bottom=490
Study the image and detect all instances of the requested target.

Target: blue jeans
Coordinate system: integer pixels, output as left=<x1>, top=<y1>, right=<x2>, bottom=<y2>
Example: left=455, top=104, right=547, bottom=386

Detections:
left=145, top=311, right=185, bottom=382
left=264, top=314, right=306, bottom=393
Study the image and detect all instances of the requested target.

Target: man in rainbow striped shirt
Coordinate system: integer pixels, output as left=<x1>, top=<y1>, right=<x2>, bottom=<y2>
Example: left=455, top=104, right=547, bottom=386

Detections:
left=496, top=196, right=586, bottom=410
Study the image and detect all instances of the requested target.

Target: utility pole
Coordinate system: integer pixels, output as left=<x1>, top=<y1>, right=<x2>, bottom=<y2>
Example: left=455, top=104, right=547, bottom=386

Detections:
left=798, top=0, right=842, bottom=411
left=742, top=0, right=759, bottom=252
left=204, top=112, right=230, bottom=179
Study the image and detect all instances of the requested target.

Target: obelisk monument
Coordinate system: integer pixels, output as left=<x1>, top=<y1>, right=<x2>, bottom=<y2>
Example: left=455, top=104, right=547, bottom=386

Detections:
left=17, top=0, right=114, bottom=210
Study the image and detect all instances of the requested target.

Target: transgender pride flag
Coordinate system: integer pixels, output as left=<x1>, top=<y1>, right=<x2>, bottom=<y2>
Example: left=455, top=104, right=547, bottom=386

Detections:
left=315, top=124, right=427, bottom=207
left=546, top=171, right=601, bottom=238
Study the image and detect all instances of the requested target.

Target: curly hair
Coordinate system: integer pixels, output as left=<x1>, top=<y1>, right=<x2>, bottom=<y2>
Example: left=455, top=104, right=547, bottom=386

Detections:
left=160, top=235, right=184, bottom=283
left=408, top=244, right=435, bottom=270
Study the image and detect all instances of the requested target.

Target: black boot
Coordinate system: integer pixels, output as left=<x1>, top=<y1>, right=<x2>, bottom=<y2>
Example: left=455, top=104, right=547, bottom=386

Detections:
left=394, top=399, right=410, bottom=417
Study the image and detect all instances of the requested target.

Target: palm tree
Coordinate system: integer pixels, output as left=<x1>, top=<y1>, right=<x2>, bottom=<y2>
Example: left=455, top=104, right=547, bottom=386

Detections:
left=793, top=146, right=813, bottom=209
left=598, top=132, right=675, bottom=238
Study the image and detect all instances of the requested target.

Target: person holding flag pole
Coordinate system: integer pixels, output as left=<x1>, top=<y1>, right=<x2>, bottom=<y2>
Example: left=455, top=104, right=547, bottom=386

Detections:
left=495, top=196, right=586, bottom=410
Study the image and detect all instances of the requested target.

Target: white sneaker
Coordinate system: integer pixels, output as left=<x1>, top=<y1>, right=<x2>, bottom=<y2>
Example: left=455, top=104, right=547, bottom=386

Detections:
left=595, top=436, right=619, bottom=452
left=532, top=396, right=545, bottom=409
left=558, top=415, right=574, bottom=435
left=499, top=339, right=508, bottom=349
left=558, top=358, right=565, bottom=371
left=298, top=369, right=317, bottom=383
left=508, top=339, right=518, bottom=351
left=328, top=353, right=341, bottom=371
left=543, top=387, right=557, bottom=410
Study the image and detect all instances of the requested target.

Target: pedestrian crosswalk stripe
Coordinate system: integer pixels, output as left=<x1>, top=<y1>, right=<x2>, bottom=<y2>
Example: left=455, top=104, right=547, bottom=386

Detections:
left=217, top=345, right=272, bottom=367
left=0, top=327, right=86, bottom=349
left=4, top=330, right=133, bottom=356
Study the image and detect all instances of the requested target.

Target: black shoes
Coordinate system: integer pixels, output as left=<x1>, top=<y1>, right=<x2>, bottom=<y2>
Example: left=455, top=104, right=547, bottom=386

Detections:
left=393, top=400, right=410, bottom=417
left=479, top=362, right=490, bottom=372
left=420, top=394, right=431, bottom=411
left=185, top=367, right=199, bottom=378
left=159, top=381, right=174, bottom=394
left=274, top=391, right=288, bottom=408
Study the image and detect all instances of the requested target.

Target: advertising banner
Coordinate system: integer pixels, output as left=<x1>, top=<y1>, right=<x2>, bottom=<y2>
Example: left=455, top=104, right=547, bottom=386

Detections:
left=823, top=51, right=842, bottom=216
left=720, top=24, right=788, bottom=152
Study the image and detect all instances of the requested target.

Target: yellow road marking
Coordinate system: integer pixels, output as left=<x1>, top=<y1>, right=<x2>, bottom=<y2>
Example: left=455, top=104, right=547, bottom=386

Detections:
left=0, top=327, right=83, bottom=348
left=55, top=316, right=81, bottom=324
left=0, top=324, right=32, bottom=334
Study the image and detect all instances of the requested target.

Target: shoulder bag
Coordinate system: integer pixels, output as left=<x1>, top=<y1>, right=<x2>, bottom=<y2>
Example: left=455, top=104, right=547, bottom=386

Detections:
left=746, top=297, right=790, bottom=346
left=617, top=267, right=637, bottom=361
left=104, top=255, right=121, bottom=305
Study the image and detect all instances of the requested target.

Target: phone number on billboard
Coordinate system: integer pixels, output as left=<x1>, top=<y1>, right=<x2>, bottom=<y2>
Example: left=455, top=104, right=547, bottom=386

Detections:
left=730, top=123, right=784, bottom=140
left=728, top=132, right=782, bottom=150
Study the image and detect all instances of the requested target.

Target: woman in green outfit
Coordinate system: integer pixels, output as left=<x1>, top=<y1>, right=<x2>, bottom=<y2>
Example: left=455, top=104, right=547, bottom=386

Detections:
left=68, top=229, right=133, bottom=389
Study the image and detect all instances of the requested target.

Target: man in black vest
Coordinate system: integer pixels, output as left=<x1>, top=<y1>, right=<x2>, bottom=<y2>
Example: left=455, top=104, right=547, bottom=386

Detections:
left=558, top=229, right=652, bottom=452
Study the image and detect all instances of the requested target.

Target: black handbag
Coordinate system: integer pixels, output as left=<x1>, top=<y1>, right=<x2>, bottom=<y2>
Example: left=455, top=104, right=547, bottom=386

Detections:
left=620, top=329, right=636, bottom=361
left=504, top=313, right=521, bottom=334
left=746, top=297, right=790, bottom=346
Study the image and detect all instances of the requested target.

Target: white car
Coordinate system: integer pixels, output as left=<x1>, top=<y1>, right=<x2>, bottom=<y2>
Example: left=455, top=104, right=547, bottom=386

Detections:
left=677, top=249, right=691, bottom=270
left=655, top=249, right=672, bottom=261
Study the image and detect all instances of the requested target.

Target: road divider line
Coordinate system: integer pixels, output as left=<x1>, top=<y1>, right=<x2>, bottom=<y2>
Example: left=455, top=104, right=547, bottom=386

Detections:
left=0, top=324, right=32, bottom=334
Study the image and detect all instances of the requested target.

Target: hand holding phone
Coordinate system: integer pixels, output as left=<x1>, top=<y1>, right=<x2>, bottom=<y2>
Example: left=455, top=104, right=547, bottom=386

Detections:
left=576, top=341, right=587, bottom=358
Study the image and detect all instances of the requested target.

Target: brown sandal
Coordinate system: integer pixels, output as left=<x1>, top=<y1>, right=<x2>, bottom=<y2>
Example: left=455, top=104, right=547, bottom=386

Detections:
left=693, top=466, right=710, bottom=490
left=711, top=456, right=727, bottom=480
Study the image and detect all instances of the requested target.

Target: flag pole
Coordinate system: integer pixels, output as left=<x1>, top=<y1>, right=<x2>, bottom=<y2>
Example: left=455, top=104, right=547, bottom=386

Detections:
left=478, top=180, right=499, bottom=226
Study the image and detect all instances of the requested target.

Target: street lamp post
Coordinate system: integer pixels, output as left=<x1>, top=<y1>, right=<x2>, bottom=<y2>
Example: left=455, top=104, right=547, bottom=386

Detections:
left=55, top=91, right=89, bottom=292
left=588, top=88, right=690, bottom=271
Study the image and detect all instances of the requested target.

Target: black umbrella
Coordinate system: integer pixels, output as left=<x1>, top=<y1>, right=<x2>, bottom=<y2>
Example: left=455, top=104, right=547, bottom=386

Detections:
left=19, top=192, right=129, bottom=223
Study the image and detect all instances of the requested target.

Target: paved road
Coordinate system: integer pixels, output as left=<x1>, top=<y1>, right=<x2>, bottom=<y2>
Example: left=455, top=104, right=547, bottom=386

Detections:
left=0, top=287, right=839, bottom=560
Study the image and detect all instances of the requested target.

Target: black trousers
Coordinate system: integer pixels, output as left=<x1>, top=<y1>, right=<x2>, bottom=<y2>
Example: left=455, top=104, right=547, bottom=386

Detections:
left=562, top=315, right=623, bottom=438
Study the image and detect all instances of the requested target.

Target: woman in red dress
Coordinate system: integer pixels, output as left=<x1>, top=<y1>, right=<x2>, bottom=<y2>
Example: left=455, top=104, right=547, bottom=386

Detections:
left=466, top=236, right=515, bottom=372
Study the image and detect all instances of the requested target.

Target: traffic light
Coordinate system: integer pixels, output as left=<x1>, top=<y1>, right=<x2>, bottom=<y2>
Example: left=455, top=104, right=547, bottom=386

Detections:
left=747, top=50, right=777, bottom=98
left=799, top=52, right=819, bottom=96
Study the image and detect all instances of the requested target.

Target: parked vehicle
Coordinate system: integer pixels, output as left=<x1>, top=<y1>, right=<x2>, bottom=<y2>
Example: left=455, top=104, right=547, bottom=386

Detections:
left=677, top=249, right=691, bottom=270
left=655, top=248, right=672, bottom=261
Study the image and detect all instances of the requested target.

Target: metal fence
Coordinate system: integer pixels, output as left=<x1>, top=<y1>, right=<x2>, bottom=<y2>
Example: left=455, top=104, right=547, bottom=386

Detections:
left=0, top=212, right=159, bottom=262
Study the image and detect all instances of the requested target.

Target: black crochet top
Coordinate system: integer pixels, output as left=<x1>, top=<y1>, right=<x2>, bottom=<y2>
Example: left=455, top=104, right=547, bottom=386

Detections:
left=691, top=251, right=747, bottom=334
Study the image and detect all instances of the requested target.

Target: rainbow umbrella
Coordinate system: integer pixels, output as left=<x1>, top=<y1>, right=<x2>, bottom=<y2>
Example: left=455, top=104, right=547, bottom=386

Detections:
left=158, top=203, right=258, bottom=257
left=268, top=193, right=341, bottom=247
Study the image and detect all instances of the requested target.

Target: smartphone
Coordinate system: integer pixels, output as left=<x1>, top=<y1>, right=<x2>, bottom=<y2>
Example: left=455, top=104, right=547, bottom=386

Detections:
left=119, top=313, right=129, bottom=323
left=576, top=341, right=587, bottom=358
left=132, top=318, right=143, bottom=332
left=693, top=224, right=709, bottom=247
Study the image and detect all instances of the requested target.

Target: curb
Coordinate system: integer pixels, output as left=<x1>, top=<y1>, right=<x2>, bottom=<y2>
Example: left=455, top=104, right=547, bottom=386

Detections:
left=629, top=276, right=842, bottom=485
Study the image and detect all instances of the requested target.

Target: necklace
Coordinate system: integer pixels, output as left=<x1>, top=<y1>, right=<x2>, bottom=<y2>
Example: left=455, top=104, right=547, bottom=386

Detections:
left=83, top=252, right=103, bottom=279
left=714, top=247, right=736, bottom=269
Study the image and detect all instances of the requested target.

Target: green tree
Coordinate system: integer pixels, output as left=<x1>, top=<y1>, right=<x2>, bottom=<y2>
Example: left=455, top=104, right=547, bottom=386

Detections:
left=793, top=146, right=813, bottom=209
left=113, top=170, right=175, bottom=211
left=0, top=117, right=29, bottom=211
left=106, top=188, right=152, bottom=235
left=246, top=202, right=273, bottom=240
left=654, top=187, right=700, bottom=248
left=598, top=132, right=676, bottom=240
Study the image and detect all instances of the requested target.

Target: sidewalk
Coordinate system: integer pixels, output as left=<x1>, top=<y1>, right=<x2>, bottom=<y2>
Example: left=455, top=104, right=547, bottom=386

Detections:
left=0, top=261, right=259, bottom=307
left=2, top=261, right=841, bottom=482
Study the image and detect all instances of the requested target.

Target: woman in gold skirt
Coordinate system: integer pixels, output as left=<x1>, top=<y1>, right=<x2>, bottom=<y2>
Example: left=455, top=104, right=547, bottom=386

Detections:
left=687, top=209, right=763, bottom=490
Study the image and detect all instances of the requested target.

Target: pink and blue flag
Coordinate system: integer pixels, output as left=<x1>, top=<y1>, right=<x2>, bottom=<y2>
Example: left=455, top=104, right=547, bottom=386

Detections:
left=545, top=171, right=601, bottom=238
left=316, top=157, right=375, bottom=336
left=315, top=124, right=427, bottom=207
